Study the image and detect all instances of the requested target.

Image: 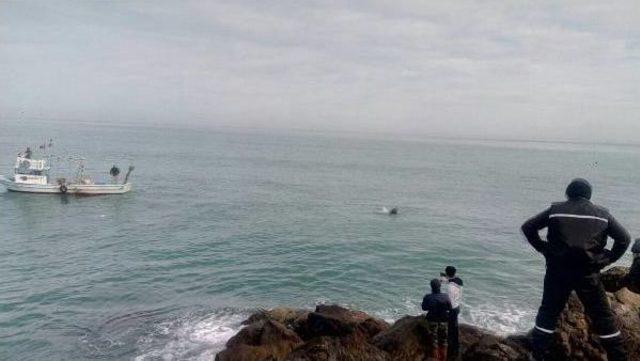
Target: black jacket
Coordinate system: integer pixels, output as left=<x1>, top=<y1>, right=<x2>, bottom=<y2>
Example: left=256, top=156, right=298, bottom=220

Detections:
left=422, top=292, right=452, bottom=322
left=521, top=198, right=630, bottom=271
left=448, top=277, right=463, bottom=287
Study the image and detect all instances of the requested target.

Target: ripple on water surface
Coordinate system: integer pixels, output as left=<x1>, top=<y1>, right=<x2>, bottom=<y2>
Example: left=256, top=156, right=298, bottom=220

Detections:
left=3, top=124, right=640, bottom=360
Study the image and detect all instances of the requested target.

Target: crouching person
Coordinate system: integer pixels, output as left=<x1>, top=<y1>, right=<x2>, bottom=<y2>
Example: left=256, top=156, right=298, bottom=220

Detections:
left=422, top=279, right=452, bottom=361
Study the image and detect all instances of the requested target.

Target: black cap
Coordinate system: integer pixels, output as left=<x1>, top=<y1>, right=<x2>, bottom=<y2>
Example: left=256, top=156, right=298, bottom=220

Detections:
left=566, top=178, right=592, bottom=200
left=632, top=238, right=640, bottom=254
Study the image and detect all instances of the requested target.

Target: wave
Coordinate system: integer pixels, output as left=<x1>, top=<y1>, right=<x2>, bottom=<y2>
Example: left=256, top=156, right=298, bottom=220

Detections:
left=129, top=300, right=534, bottom=359
left=465, top=301, right=535, bottom=335
left=133, top=310, right=247, bottom=360
left=368, top=297, right=535, bottom=335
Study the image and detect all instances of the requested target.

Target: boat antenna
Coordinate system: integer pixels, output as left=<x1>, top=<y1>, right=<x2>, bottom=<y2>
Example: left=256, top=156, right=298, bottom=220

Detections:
left=124, top=165, right=135, bottom=184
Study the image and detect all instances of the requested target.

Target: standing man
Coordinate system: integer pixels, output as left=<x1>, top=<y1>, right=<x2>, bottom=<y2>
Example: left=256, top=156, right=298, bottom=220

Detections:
left=422, top=279, right=452, bottom=361
left=521, top=178, right=630, bottom=361
left=441, top=266, right=463, bottom=356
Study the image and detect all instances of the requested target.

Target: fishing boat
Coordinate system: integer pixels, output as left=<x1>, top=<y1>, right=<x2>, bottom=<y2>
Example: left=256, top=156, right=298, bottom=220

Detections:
left=0, top=144, right=133, bottom=195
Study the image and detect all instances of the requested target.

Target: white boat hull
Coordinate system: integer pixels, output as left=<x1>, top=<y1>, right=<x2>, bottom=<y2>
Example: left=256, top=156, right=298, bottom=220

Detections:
left=0, top=176, right=132, bottom=195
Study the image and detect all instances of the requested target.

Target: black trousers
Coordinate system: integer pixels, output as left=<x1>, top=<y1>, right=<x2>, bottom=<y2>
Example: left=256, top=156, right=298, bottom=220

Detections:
left=532, top=266, right=626, bottom=361
left=448, top=307, right=460, bottom=353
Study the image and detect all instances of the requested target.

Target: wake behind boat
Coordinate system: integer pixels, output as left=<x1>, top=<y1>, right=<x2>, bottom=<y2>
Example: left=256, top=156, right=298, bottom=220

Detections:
left=0, top=143, right=133, bottom=195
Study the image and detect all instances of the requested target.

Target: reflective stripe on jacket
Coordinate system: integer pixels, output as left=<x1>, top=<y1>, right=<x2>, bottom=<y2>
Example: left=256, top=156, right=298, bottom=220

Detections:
left=521, top=198, right=630, bottom=270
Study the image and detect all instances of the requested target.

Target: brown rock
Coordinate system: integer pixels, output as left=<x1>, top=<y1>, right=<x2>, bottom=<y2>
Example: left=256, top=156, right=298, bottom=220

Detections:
left=304, top=305, right=388, bottom=339
left=217, top=268, right=640, bottom=360
left=284, top=334, right=388, bottom=361
left=601, top=267, right=629, bottom=293
left=216, top=319, right=303, bottom=361
left=461, top=334, right=529, bottom=361
left=459, top=323, right=488, bottom=350
left=243, top=308, right=310, bottom=337
left=612, top=288, right=640, bottom=358
left=243, top=308, right=308, bottom=326
left=215, top=344, right=272, bottom=361
left=359, top=317, right=390, bottom=339
left=372, top=315, right=429, bottom=361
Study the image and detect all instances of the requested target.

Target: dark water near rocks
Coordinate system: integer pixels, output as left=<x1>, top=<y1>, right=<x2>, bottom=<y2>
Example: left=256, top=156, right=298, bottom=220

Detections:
left=1, top=120, right=639, bottom=360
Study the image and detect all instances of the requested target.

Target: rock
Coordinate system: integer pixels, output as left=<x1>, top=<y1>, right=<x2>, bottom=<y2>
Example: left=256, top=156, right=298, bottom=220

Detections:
left=243, top=308, right=310, bottom=335
left=371, top=316, right=514, bottom=361
left=461, top=334, right=529, bottom=361
left=303, top=305, right=389, bottom=339
left=285, top=335, right=388, bottom=361
left=612, top=288, right=640, bottom=359
left=360, top=317, right=390, bottom=339
left=285, top=305, right=389, bottom=361
left=601, top=266, right=629, bottom=293
left=526, top=267, right=640, bottom=361
left=459, top=323, right=488, bottom=350
left=372, top=315, right=429, bottom=361
left=217, top=267, right=640, bottom=360
left=306, top=309, right=359, bottom=338
left=215, top=344, right=272, bottom=361
left=216, top=319, right=303, bottom=361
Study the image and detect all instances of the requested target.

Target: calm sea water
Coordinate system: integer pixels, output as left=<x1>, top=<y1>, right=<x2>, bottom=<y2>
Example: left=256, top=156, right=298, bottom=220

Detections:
left=1, top=120, right=639, bottom=361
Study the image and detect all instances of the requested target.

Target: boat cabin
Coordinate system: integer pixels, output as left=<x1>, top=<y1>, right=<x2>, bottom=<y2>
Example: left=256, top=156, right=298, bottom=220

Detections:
left=14, top=157, right=49, bottom=185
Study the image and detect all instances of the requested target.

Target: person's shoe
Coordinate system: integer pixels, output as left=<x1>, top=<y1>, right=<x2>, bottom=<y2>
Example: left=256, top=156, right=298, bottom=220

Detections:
left=436, top=345, right=447, bottom=361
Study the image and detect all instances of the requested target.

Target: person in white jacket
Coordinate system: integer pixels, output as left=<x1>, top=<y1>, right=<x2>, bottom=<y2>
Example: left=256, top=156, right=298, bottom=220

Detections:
left=441, top=266, right=463, bottom=355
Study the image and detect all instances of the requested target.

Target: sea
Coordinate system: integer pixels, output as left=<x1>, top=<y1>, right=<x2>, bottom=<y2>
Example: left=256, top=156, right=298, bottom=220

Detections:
left=1, top=120, right=639, bottom=361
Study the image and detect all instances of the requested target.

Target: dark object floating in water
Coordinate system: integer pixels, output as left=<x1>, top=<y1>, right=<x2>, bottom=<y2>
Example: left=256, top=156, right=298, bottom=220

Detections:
left=377, top=207, right=398, bottom=215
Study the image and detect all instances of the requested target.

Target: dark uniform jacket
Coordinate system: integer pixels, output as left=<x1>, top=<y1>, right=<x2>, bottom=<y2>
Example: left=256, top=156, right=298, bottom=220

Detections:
left=422, top=292, right=452, bottom=322
left=521, top=198, right=630, bottom=271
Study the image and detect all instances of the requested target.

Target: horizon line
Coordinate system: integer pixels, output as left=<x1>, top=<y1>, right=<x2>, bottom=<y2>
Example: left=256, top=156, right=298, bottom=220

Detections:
left=3, top=115, right=640, bottom=149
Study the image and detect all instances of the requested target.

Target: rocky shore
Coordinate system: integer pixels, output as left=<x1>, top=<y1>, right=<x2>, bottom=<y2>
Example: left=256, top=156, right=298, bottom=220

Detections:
left=216, top=267, right=639, bottom=361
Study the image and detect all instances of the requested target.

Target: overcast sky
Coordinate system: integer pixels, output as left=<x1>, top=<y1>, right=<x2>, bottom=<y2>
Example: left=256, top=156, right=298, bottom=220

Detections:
left=1, top=1, right=639, bottom=141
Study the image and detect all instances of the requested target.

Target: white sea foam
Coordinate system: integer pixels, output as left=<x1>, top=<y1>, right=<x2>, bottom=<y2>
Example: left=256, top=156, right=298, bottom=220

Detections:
left=134, top=311, right=246, bottom=361
left=372, top=297, right=534, bottom=335
left=465, top=302, right=535, bottom=335
left=132, top=298, right=533, bottom=360
left=370, top=297, right=420, bottom=324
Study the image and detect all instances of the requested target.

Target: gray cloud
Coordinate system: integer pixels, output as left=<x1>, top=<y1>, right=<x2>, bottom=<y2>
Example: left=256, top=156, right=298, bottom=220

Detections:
left=1, top=1, right=639, bottom=142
